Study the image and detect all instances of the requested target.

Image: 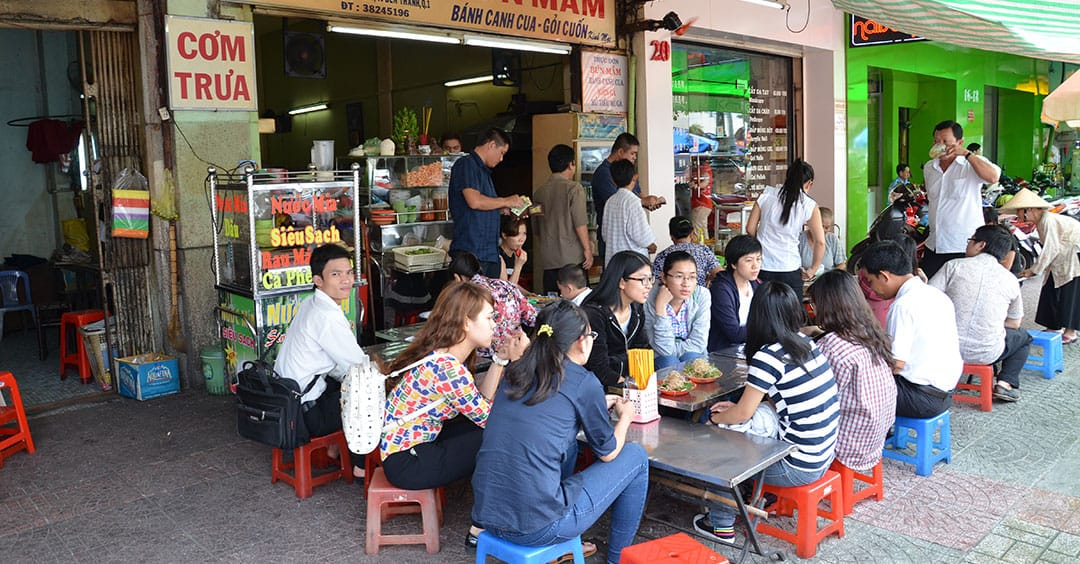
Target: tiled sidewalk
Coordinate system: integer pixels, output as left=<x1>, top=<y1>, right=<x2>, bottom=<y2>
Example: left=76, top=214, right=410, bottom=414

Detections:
left=2, top=279, right=1080, bottom=562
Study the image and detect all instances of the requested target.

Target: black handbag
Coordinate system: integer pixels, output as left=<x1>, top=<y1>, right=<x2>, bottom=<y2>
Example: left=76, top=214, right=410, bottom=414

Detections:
left=235, top=360, right=320, bottom=449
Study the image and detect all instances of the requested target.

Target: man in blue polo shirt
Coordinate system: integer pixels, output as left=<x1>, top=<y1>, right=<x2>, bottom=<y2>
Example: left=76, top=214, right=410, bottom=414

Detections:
left=448, top=127, right=525, bottom=278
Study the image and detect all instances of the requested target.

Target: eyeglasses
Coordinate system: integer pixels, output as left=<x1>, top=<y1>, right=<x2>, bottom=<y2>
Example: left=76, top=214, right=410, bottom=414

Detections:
left=583, top=331, right=598, bottom=340
left=624, top=276, right=654, bottom=287
left=665, top=273, right=697, bottom=284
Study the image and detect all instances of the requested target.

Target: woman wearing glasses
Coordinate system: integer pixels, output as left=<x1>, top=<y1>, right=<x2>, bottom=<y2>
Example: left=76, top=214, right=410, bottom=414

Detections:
left=645, top=251, right=712, bottom=369
left=583, top=251, right=653, bottom=387
left=471, top=301, right=649, bottom=564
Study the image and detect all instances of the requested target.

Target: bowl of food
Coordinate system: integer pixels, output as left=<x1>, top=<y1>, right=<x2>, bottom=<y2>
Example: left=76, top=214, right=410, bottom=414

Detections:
left=684, top=358, right=723, bottom=384
left=659, top=371, right=695, bottom=397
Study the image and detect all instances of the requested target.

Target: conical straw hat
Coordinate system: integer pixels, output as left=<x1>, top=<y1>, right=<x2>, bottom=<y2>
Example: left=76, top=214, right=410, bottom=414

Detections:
left=999, top=188, right=1051, bottom=210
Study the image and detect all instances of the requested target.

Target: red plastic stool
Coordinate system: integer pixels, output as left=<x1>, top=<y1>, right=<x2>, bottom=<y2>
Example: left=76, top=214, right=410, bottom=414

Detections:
left=365, top=467, right=442, bottom=554
left=59, top=309, right=105, bottom=384
left=271, top=430, right=353, bottom=499
left=829, top=459, right=883, bottom=516
left=0, top=372, right=34, bottom=468
left=621, top=532, right=729, bottom=563
left=955, top=363, right=994, bottom=412
left=756, top=470, right=845, bottom=559
left=363, top=451, right=381, bottom=495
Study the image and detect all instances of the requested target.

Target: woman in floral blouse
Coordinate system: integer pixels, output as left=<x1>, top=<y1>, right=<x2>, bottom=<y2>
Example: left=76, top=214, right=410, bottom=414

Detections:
left=449, top=252, right=537, bottom=356
left=379, top=281, right=527, bottom=493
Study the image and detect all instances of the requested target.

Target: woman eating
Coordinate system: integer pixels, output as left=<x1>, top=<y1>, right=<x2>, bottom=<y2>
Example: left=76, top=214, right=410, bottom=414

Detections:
left=695, top=281, right=839, bottom=544
left=746, top=159, right=826, bottom=292
left=645, top=250, right=711, bottom=369
left=582, top=250, right=653, bottom=387
left=709, top=235, right=762, bottom=351
left=498, top=216, right=529, bottom=287
left=379, top=281, right=527, bottom=494
left=472, top=301, right=649, bottom=564
left=806, top=270, right=897, bottom=474
left=1007, top=188, right=1080, bottom=344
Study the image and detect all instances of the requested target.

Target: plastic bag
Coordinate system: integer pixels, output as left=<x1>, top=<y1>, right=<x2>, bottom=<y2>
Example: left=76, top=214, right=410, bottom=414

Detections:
left=112, top=168, right=150, bottom=239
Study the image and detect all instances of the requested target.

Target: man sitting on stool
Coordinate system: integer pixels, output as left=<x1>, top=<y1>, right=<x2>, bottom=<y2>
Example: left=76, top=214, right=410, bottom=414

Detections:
left=862, top=241, right=962, bottom=418
left=275, top=243, right=368, bottom=474
left=929, top=225, right=1031, bottom=402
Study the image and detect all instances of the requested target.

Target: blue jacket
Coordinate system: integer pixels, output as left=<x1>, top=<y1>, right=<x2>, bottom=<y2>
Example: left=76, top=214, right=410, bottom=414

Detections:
left=645, top=284, right=711, bottom=359
left=709, top=271, right=759, bottom=350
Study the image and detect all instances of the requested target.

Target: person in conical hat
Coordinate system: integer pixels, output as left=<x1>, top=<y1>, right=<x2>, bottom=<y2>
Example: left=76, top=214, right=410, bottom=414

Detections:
left=1003, top=188, right=1080, bottom=343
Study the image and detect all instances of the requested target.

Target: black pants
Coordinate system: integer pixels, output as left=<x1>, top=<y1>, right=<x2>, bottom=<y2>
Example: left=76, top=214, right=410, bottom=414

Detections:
left=759, top=269, right=803, bottom=295
left=543, top=268, right=560, bottom=295
left=894, top=375, right=952, bottom=419
left=381, top=417, right=484, bottom=490
left=995, top=328, right=1033, bottom=388
left=302, top=379, right=341, bottom=438
left=920, top=249, right=965, bottom=279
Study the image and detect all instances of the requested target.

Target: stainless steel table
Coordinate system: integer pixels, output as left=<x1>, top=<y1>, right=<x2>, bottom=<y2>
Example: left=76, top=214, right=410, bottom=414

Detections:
left=374, top=321, right=425, bottom=343
left=656, top=352, right=748, bottom=411
left=628, top=417, right=795, bottom=562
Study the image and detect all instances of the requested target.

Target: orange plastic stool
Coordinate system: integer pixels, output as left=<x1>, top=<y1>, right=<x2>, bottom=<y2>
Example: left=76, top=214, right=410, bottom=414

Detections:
left=756, top=470, right=845, bottom=559
left=0, top=372, right=34, bottom=468
left=59, top=309, right=105, bottom=383
left=829, top=459, right=884, bottom=516
left=955, top=363, right=994, bottom=412
left=271, top=430, right=353, bottom=499
left=365, top=467, right=442, bottom=554
left=621, top=532, right=729, bottom=563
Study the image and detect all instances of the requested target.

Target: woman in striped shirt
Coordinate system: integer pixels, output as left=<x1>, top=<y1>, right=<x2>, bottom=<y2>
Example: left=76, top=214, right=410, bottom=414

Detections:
left=695, top=281, right=839, bottom=544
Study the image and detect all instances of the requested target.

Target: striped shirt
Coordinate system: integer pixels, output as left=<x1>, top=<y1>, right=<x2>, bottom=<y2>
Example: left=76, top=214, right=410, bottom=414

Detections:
left=746, top=336, right=839, bottom=472
left=816, top=333, right=897, bottom=472
left=602, top=188, right=655, bottom=265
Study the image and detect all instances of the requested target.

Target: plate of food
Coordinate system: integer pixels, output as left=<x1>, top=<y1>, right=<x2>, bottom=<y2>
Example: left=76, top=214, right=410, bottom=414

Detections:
left=659, top=371, right=695, bottom=397
left=684, top=358, right=723, bottom=384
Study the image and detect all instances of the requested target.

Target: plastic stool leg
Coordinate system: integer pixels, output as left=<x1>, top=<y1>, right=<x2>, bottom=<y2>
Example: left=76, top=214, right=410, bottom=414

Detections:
left=939, top=417, right=952, bottom=465
left=914, top=423, right=934, bottom=477
left=295, top=446, right=313, bottom=499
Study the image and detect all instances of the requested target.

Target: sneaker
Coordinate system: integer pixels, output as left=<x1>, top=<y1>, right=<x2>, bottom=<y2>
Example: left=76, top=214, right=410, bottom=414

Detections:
left=993, top=384, right=1020, bottom=402
left=693, top=513, right=736, bottom=544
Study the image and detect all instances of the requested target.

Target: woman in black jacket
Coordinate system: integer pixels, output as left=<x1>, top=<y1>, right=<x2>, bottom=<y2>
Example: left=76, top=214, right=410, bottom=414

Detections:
left=709, top=235, right=762, bottom=351
left=582, top=251, right=653, bottom=387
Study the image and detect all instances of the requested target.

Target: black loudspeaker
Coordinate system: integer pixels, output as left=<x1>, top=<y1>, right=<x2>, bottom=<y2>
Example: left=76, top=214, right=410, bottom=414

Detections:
left=284, top=31, right=326, bottom=79
left=346, top=103, right=364, bottom=148
left=492, top=49, right=521, bottom=87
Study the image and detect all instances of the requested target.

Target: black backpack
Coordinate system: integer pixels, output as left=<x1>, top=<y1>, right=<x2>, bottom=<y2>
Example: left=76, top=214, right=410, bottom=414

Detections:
left=235, top=360, right=319, bottom=449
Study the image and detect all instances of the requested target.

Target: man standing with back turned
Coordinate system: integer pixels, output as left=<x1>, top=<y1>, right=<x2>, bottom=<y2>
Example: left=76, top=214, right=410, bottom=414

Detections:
left=921, top=120, right=1000, bottom=278
left=533, top=144, right=593, bottom=294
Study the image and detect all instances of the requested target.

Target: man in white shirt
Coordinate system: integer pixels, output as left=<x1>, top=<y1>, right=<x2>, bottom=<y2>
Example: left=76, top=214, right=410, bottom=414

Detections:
left=863, top=240, right=962, bottom=418
left=929, top=225, right=1031, bottom=402
left=556, top=263, right=592, bottom=306
left=275, top=244, right=368, bottom=449
left=601, top=159, right=656, bottom=265
left=921, top=120, right=1001, bottom=278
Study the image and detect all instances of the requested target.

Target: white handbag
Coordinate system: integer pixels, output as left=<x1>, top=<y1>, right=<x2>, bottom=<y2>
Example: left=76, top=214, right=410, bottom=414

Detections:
left=340, top=353, right=444, bottom=455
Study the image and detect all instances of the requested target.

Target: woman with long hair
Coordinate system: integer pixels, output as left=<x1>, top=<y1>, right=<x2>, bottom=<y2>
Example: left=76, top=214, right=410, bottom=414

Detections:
left=379, top=281, right=527, bottom=494
left=472, top=301, right=649, bottom=563
left=695, top=282, right=838, bottom=544
left=645, top=250, right=711, bottom=369
left=582, top=250, right=653, bottom=386
left=746, top=159, right=826, bottom=292
left=450, top=252, right=537, bottom=357
left=806, top=270, right=897, bottom=473
left=709, top=235, right=762, bottom=350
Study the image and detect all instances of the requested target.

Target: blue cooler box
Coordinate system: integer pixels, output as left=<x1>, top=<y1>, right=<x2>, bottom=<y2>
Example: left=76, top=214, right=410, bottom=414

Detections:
left=118, top=355, right=180, bottom=400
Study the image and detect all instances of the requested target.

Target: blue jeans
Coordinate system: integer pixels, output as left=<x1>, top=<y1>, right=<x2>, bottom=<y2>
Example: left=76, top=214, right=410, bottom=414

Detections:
left=706, top=457, right=830, bottom=528
left=492, top=443, right=649, bottom=564
left=655, top=350, right=706, bottom=370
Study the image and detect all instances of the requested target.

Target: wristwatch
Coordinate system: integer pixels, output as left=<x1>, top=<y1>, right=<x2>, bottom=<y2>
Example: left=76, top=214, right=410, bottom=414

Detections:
left=491, top=353, right=510, bottom=367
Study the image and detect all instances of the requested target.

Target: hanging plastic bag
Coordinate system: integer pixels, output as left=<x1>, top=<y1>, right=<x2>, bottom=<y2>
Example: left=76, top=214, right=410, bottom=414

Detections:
left=112, top=168, right=150, bottom=239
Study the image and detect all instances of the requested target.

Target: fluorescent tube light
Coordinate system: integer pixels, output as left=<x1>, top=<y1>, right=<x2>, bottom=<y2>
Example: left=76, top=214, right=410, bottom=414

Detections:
left=464, top=35, right=571, bottom=55
left=444, top=75, right=494, bottom=87
left=288, top=103, right=329, bottom=116
left=328, top=24, right=460, bottom=44
left=736, top=0, right=788, bottom=9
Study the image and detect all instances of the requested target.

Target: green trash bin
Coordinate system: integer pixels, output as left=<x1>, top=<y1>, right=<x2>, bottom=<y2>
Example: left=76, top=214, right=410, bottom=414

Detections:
left=200, top=346, right=226, bottom=395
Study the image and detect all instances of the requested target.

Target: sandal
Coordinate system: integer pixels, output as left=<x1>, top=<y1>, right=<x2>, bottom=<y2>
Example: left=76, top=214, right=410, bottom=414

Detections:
left=1063, top=335, right=1077, bottom=345
left=549, top=541, right=597, bottom=564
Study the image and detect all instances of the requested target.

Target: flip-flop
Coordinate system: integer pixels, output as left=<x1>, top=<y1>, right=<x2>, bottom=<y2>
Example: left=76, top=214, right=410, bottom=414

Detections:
left=1063, top=335, right=1078, bottom=345
left=549, top=541, right=597, bottom=564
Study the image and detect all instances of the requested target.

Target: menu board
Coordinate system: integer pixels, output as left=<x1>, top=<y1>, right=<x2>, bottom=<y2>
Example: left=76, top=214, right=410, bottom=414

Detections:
left=745, top=84, right=789, bottom=193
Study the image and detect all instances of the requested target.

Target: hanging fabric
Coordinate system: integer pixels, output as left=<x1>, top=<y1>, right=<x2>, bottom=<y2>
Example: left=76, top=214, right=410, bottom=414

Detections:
left=25, top=119, right=85, bottom=164
left=111, top=168, right=150, bottom=239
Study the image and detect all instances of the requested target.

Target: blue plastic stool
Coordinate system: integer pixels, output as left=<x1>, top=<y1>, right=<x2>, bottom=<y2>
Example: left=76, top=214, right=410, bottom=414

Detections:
left=883, top=411, right=952, bottom=477
left=475, top=531, right=585, bottom=564
left=1024, top=330, right=1064, bottom=379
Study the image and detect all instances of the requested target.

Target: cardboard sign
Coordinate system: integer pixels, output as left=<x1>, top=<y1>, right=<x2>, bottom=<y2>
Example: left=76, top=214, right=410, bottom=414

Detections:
left=166, top=15, right=258, bottom=111
left=581, top=50, right=627, bottom=114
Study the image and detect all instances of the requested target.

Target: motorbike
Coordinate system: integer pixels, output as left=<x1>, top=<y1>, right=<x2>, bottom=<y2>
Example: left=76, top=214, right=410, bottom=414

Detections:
left=846, top=185, right=927, bottom=273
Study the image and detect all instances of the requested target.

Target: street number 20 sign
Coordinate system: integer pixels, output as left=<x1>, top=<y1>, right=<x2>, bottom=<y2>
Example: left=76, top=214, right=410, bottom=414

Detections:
left=650, top=40, right=670, bottom=61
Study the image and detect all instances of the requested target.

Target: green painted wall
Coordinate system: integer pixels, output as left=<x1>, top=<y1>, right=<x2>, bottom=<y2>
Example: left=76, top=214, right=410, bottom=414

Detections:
left=846, top=36, right=1050, bottom=243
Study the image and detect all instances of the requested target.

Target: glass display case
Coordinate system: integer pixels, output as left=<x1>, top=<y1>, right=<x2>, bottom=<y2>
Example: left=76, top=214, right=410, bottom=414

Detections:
left=209, top=166, right=368, bottom=385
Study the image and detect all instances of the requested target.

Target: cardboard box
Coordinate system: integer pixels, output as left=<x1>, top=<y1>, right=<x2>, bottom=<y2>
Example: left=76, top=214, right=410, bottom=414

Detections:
left=118, top=354, right=180, bottom=400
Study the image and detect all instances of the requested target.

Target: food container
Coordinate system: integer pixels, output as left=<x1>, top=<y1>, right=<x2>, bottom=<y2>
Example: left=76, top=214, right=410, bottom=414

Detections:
left=623, top=372, right=660, bottom=424
left=391, top=245, right=447, bottom=270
